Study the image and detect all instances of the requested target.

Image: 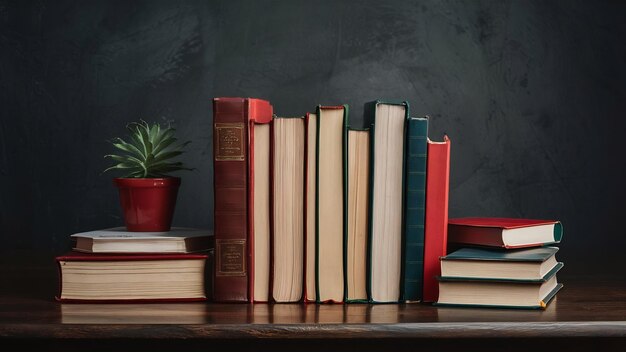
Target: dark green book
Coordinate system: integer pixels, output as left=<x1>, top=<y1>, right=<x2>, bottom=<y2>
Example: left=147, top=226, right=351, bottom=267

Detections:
left=401, top=116, right=428, bottom=302
left=363, top=100, right=409, bottom=303
left=441, top=246, right=562, bottom=281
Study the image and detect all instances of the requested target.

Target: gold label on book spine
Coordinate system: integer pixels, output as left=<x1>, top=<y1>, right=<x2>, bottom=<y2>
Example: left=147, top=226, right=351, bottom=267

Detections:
left=215, top=123, right=245, bottom=161
left=216, top=239, right=246, bottom=276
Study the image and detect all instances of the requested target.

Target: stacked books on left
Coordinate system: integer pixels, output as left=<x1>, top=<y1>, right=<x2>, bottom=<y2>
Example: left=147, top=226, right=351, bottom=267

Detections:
left=55, top=227, right=213, bottom=303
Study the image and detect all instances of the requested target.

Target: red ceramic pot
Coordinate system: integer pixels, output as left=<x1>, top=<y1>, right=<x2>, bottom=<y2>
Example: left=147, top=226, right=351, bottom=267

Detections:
left=113, top=177, right=181, bottom=232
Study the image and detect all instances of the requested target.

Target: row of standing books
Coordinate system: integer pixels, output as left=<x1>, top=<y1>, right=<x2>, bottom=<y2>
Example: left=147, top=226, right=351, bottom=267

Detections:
left=212, top=97, right=451, bottom=303
left=54, top=96, right=564, bottom=308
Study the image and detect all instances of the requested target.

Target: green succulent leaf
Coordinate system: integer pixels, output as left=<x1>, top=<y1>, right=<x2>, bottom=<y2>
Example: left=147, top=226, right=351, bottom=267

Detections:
left=105, top=154, right=144, bottom=166
left=103, top=163, right=143, bottom=175
left=111, top=138, right=143, bottom=159
left=149, top=122, right=160, bottom=141
left=152, top=133, right=178, bottom=155
left=137, top=127, right=153, bottom=158
left=150, top=150, right=183, bottom=164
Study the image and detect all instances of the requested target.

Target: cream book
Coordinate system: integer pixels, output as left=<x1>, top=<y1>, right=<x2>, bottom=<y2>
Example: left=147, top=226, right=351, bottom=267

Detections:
left=71, top=227, right=213, bottom=253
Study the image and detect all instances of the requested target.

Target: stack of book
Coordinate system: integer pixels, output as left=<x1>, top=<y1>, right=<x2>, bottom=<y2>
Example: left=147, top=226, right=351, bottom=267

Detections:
left=435, top=218, right=564, bottom=309
left=212, top=97, right=451, bottom=303
left=55, top=227, right=213, bottom=302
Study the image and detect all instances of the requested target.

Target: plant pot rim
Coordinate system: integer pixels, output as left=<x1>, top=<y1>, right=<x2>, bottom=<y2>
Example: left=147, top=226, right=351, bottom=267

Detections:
left=113, top=177, right=181, bottom=188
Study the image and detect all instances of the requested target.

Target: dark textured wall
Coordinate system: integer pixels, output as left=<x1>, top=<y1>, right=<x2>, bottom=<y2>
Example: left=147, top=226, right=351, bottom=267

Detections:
left=1, top=0, right=624, bottom=275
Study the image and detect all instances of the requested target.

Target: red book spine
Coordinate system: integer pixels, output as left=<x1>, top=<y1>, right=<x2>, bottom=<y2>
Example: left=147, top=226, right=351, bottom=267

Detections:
left=212, top=98, right=272, bottom=303
left=422, top=135, right=451, bottom=302
left=213, top=98, right=251, bottom=302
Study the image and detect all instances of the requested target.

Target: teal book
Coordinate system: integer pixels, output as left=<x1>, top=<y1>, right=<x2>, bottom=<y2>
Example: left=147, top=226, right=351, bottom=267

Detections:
left=440, top=246, right=562, bottom=281
left=401, top=116, right=428, bottom=302
left=363, top=100, right=409, bottom=303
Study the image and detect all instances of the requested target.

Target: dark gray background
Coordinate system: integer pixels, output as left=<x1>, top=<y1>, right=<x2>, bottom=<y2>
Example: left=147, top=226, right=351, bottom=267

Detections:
left=1, top=0, right=624, bottom=276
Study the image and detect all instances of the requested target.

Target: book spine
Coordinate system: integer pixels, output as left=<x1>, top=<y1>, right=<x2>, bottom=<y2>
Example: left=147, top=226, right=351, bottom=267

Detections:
left=304, top=113, right=317, bottom=303
left=422, top=135, right=451, bottom=302
left=402, top=117, right=428, bottom=302
left=212, top=98, right=250, bottom=302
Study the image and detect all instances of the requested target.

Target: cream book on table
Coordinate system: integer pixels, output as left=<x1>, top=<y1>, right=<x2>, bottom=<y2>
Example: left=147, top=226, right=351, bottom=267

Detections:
left=71, top=227, right=213, bottom=253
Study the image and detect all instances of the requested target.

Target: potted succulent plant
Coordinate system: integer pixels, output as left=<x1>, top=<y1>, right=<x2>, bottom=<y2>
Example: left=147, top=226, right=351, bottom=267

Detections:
left=104, top=120, right=192, bottom=231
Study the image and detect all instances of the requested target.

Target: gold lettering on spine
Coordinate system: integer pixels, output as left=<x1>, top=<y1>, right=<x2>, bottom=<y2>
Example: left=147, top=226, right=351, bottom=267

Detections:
left=215, top=123, right=245, bottom=161
left=216, top=239, right=246, bottom=276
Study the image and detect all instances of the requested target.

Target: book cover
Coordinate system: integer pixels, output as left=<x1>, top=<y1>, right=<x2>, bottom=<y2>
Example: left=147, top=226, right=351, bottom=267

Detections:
left=55, top=252, right=208, bottom=303
left=71, top=227, right=213, bottom=253
left=212, top=97, right=273, bottom=303
left=315, top=105, right=348, bottom=303
left=401, top=116, right=428, bottom=302
left=364, top=100, right=408, bottom=303
left=422, top=135, right=451, bottom=302
left=443, top=246, right=559, bottom=262
left=448, top=217, right=563, bottom=249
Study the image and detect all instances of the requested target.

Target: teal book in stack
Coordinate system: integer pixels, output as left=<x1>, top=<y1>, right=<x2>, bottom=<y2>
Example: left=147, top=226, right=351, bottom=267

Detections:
left=401, top=116, right=428, bottom=302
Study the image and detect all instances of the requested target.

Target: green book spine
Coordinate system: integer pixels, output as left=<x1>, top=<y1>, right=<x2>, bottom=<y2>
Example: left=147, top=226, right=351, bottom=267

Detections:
left=401, top=116, right=428, bottom=302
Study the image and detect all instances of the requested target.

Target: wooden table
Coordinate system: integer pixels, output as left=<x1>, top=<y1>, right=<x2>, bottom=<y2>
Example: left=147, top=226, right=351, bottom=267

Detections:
left=0, top=264, right=624, bottom=351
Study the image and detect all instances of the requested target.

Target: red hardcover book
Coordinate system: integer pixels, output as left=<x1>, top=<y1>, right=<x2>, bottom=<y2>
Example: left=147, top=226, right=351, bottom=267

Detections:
left=213, top=97, right=273, bottom=302
left=55, top=252, right=208, bottom=303
left=448, top=218, right=563, bottom=249
left=422, top=135, right=451, bottom=302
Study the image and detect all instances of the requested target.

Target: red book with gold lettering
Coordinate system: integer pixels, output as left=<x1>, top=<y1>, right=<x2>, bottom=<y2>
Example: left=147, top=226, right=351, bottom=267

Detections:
left=212, top=97, right=273, bottom=302
left=422, top=135, right=451, bottom=302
